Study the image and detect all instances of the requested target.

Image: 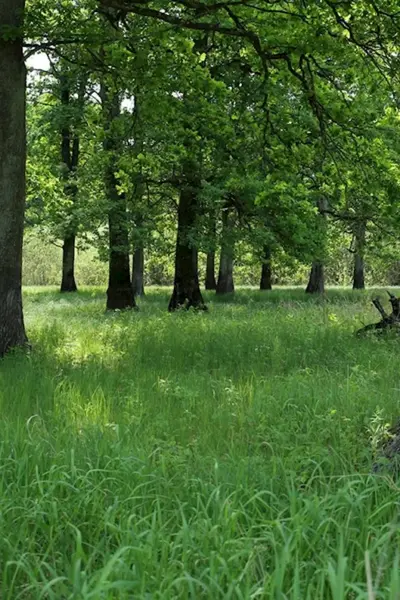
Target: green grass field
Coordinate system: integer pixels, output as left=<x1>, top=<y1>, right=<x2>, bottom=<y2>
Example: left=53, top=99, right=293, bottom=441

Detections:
left=1, top=287, right=400, bottom=599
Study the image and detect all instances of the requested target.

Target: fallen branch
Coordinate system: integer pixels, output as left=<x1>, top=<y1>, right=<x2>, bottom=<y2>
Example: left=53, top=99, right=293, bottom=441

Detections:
left=356, top=291, right=400, bottom=336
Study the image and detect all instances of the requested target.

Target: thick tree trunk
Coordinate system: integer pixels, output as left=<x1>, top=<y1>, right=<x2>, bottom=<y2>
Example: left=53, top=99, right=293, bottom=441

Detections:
left=168, top=185, right=206, bottom=311
left=132, top=247, right=145, bottom=297
left=305, top=198, right=327, bottom=295
left=60, top=132, right=79, bottom=292
left=216, top=209, right=234, bottom=295
left=105, top=163, right=135, bottom=310
left=353, top=255, right=365, bottom=290
left=101, top=82, right=136, bottom=311
left=306, top=261, right=325, bottom=294
left=59, top=74, right=82, bottom=293
left=0, top=0, right=28, bottom=357
left=216, top=253, right=234, bottom=294
left=205, top=251, right=217, bottom=290
left=107, top=208, right=134, bottom=310
left=61, top=234, right=77, bottom=292
left=260, top=246, right=272, bottom=291
left=352, top=220, right=366, bottom=290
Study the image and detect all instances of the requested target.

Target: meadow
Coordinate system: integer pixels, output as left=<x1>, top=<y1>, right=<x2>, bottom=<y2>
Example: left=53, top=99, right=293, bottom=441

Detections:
left=1, top=287, right=400, bottom=599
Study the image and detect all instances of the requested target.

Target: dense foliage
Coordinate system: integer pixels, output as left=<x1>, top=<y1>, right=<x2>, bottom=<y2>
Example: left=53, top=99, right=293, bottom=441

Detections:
left=19, top=0, right=400, bottom=309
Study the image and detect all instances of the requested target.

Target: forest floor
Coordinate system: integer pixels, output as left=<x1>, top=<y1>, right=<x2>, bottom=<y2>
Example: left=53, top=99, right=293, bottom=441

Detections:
left=1, top=287, right=400, bottom=598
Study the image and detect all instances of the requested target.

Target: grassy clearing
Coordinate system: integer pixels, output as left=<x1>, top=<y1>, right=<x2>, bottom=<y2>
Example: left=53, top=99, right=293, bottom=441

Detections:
left=1, top=287, right=400, bottom=598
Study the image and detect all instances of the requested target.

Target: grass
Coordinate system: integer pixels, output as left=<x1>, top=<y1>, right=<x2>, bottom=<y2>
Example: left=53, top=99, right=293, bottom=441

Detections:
left=1, top=286, right=400, bottom=598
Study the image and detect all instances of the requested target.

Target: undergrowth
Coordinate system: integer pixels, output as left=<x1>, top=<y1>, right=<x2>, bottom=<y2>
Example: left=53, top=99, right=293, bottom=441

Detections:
left=1, top=287, right=400, bottom=599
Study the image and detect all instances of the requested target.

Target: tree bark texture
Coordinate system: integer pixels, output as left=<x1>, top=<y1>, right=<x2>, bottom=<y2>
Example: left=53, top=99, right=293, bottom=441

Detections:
left=101, top=82, right=136, bottom=310
left=61, top=234, right=77, bottom=293
left=260, top=246, right=272, bottom=291
left=168, top=184, right=206, bottom=311
left=352, top=220, right=366, bottom=290
left=0, top=0, right=28, bottom=356
left=60, top=77, right=80, bottom=292
left=305, top=198, right=327, bottom=294
left=216, top=209, right=235, bottom=295
left=357, top=293, right=400, bottom=336
left=132, top=247, right=145, bottom=296
left=205, top=251, right=217, bottom=290
left=306, top=261, right=325, bottom=294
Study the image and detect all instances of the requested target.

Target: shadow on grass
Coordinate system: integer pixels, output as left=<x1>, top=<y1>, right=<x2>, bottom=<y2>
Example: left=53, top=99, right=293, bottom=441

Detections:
left=3, top=291, right=397, bottom=425
left=5, top=286, right=397, bottom=471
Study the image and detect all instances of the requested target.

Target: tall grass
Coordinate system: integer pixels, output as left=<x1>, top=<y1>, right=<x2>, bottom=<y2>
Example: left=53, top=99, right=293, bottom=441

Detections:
left=0, top=287, right=400, bottom=598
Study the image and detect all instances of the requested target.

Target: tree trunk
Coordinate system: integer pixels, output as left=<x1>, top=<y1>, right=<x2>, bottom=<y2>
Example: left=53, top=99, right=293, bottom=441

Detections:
left=205, top=251, right=217, bottom=290
left=216, top=253, right=234, bottom=294
left=260, top=246, right=272, bottom=290
left=101, top=82, right=136, bottom=311
left=61, top=234, right=77, bottom=292
left=0, top=0, right=28, bottom=357
left=168, top=185, right=206, bottom=311
left=216, top=209, right=234, bottom=295
left=107, top=207, right=134, bottom=310
left=106, top=182, right=135, bottom=309
left=306, top=261, right=325, bottom=294
left=305, top=198, right=327, bottom=295
left=59, top=72, right=83, bottom=293
left=352, top=220, right=366, bottom=290
left=132, top=247, right=145, bottom=297
left=353, top=254, right=365, bottom=290
left=60, top=79, right=79, bottom=293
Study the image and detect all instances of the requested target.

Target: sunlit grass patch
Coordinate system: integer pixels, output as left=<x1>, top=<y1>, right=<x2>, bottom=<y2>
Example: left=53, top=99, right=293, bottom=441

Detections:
left=0, top=286, right=399, bottom=597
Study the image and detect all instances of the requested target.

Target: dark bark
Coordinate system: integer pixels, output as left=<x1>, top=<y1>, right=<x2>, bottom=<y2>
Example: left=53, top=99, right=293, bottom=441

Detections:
left=352, top=221, right=366, bottom=290
left=216, top=209, right=235, bottom=295
left=106, top=178, right=135, bottom=310
left=306, top=198, right=327, bottom=294
left=168, top=184, right=206, bottom=311
left=0, top=0, right=28, bottom=357
left=61, top=234, right=78, bottom=292
left=132, top=247, right=145, bottom=296
left=59, top=74, right=83, bottom=293
left=205, top=251, right=217, bottom=290
left=306, top=261, right=325, bottom=294
left=168, top=93, right=205, bottom=311
left=353, top=254, right=365, bottom=290
left=260, top=246, right=272, bottom=291
left=216, top=254, right=234, bottom=294
left=357, top=292, right=400, bottom=336
left=101, top=82, right=136, bottom=311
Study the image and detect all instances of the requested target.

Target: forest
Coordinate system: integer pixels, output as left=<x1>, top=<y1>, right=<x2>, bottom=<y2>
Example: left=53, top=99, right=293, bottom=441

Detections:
left=2, top=1, right=400, bottom=598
